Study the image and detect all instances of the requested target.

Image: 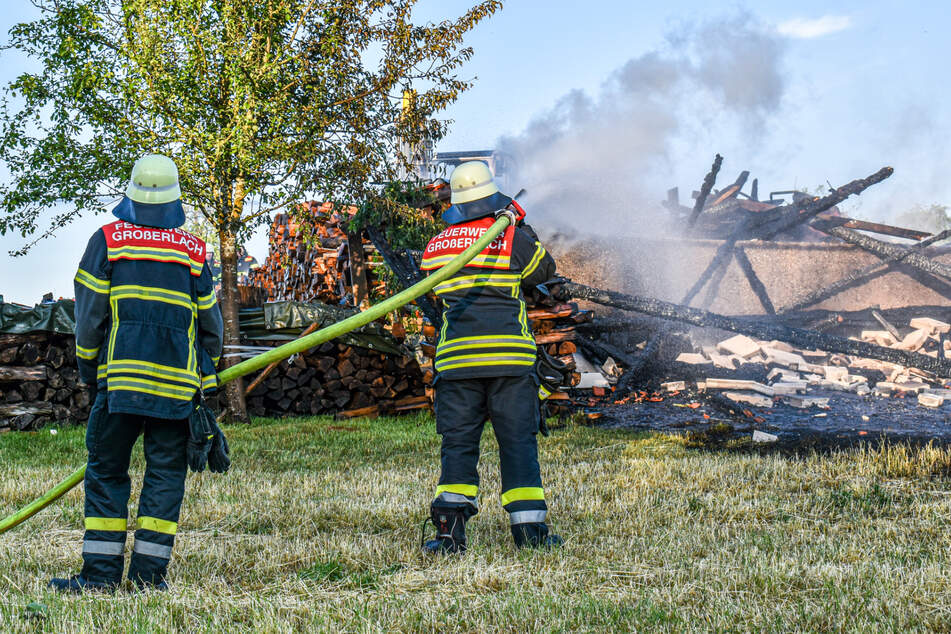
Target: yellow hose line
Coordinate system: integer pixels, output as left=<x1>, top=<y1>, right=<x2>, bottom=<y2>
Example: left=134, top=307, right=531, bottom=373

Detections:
left=0, top=215, right=512, bottom=534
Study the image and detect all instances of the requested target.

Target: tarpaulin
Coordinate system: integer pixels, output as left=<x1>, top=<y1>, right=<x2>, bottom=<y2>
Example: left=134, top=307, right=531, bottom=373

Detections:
left=239, top=301, right=404, bottom=356
left=0, top=300, right=76, bottom=335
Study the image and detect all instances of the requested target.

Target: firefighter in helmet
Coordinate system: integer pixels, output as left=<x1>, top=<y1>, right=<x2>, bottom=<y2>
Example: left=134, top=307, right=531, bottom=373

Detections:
left=49, top=154, right=224, bottom=593
left=420, top=161, right=562, bottom=553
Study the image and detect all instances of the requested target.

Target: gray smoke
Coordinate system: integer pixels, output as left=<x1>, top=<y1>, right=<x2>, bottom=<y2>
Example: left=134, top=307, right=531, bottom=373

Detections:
left=497, top=13, right=786, bottom=236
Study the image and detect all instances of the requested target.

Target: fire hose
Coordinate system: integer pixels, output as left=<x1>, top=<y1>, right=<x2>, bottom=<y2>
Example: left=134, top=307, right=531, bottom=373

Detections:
left=0, top=214, right=514, bottom=535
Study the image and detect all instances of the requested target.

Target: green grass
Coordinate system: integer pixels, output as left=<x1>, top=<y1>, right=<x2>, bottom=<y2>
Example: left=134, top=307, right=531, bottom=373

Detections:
left=2, top=415, right=951, bottom=632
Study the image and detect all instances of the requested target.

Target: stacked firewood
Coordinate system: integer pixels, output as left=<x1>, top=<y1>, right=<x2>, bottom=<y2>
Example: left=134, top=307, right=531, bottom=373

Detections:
left=248, top=202, right=385, bottom=304
left=0, top=333, right=93, bottom=430
left=244, top=341, right=428, bottom=419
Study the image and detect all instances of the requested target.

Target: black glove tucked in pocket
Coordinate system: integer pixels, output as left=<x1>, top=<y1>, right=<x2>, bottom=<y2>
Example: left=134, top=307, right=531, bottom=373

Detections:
left=186, top=401, right=216, bottom=472
left=207, top=419, right=230, bottom=474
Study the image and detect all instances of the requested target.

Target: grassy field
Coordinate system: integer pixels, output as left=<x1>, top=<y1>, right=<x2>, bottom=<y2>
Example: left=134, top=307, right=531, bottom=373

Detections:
left=2, top=415, right=951, bottom=632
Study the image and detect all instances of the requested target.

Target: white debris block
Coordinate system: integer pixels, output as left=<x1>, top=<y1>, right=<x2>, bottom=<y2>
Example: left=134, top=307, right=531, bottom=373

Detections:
left=798, top=362, right=827, bottom=375
left=910, top=317, right=951, bottom=334
left=801, top=350, right=828, bottom=360
left=705, top=378, right=774, bottom=396
left=752, top=430, right=779, bottom=443
left=767, top=367, right=800, bottom=382
left=861, top=330, right=898, bottom=346
left=716, top=334, right=761, bottom=358
left=823, top=366, right=849, bottom=381
left=855, top=384, right=871, bottom=396
left=924, top=389, right=951, bottom=398
left=771, top=381, right=807, bottom=395
left=766, top=340, right=795, bottom=353
left=723, top=391, right=773, bottom=408
left=675, top=352, right=709, bottom=365
left=601, top=356, right=621, bottom=377
left=762, top=347, right=806, bottom=369
left=896, top=328, right=930, bottom=352
left=576, top=373, right=610, bottom=389
left=895, top=381, right=929, bottom=393
left=782, top=395, right=830, bottom=409
left=572, top=352, right=601, bottom=374
left=918, top=393, right=944, bottom=408
left=709, top=353, right=741, bottom=370
left=662, top=381, right=686, bottom=392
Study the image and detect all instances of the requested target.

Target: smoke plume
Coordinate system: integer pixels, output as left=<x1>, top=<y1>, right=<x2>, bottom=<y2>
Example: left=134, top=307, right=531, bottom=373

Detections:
left=497, top=13, right=787, bottom=236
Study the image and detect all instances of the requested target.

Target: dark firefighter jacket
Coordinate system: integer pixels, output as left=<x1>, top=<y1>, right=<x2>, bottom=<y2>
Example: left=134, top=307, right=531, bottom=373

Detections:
left=420, top=216, right=555, bottom=380
left=74, top=220, right=224, bottom=420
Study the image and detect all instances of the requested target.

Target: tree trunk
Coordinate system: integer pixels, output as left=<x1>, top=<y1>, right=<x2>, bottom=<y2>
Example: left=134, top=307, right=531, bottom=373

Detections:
left=218, top=223, right=250, bottom=422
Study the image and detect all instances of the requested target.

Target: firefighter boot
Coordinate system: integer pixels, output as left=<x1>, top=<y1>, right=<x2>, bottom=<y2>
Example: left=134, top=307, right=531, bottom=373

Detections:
left=47, top=575, right=118, bottom=594
left=511, top=522, right=563, bottom=549
left=422, top=506, right=469, bottom=555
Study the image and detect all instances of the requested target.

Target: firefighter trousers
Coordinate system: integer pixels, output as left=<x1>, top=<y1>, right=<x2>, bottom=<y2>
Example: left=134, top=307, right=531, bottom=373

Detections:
left=80, top=393, right=188, bottom=586
left=432, top=374, right=549, bottom=527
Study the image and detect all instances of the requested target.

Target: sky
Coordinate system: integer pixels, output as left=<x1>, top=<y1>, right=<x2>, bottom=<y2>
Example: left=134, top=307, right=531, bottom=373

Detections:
left=1, top=0, right=949, bottom=303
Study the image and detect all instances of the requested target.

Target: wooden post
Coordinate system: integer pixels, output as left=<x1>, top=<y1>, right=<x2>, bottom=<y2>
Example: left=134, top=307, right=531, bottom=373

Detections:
left=347, top=230, right=369, bottom=308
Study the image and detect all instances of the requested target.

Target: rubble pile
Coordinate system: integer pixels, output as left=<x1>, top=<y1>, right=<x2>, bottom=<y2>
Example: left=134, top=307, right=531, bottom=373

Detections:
left=671, top=317, right=951, bottom=411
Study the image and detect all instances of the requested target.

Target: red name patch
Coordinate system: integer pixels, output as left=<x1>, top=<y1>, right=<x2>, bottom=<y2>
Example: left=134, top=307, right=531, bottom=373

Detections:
left=103, top=221, right=206, bottom=276
left=421, top=217, right=515, bottom=271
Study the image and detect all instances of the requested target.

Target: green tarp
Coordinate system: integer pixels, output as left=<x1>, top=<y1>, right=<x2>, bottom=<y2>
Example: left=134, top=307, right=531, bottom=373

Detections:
left=0, top=298, right=403, bottom=355
left=0, top=300, right=76, bottom=335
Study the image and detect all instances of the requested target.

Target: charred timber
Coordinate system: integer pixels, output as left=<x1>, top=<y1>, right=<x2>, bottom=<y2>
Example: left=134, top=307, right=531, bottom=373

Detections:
left=364, top=225, right=442, bottom=328
left=810, top=220, right=951, bottom=283
left=733, top=247, right=775, bottom=315
left=778, top=228, right=951, bottom=313
left=686, top=154, right=723, bottom=228
left=565, top=282, right=951, bottom=377
left=682, top=167, right=894, bottom=305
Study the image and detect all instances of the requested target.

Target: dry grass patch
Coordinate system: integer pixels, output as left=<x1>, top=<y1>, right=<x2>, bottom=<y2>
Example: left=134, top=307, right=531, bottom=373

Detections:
left=2, top=415, right=951, bottom=631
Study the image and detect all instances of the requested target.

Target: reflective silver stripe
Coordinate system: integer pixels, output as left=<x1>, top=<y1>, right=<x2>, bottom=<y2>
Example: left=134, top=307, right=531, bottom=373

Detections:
left=82, top=540, right=125, bottom=556
left=509, top=510, right=547, bottom=525
left=435, top=492, right=479, bottom=510
left=133, top=539, right=173, bottom=560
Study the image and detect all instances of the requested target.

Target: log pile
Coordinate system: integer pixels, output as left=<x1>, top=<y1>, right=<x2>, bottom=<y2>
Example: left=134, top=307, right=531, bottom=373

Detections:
left=248, top=202, right=385, bottom=305
left=0, top=333, right=92, bottom=431
left=243, top=340, right=428, bottom=419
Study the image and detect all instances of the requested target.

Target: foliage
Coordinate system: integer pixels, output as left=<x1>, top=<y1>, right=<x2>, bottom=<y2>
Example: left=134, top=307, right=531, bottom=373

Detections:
left=351, top=180, right=445, bottom=252
left=895, top=203, right=951, bottom=234
left=0, top=0, right=501, bottom=251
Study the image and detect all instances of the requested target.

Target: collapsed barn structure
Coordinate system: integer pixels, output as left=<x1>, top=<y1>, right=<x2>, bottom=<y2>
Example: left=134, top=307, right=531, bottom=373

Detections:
left=3, top=157, right=951, bottom=440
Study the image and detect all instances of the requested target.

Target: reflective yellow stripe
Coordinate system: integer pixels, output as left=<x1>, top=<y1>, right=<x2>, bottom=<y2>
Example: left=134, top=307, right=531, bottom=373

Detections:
left=435, top=354, right=537, bottom=372
left=85, top=517, right=127, bottom=531
left=197, top=292, right=217, bottom=310
left=440, top=334, right=537, bottom=345
left=108, top=245, right=202, bottom=274
left=110, top=285, right=195, bottom=312
left=108, top=377, right=195, bottom=401
left=436, top=339, right=536, bottom=356
left=97, top=364, right=107, bottom=380
left=211, top=355, right=221, bottom=366
left=436, top=484, right=479, bottom=497
left=500, top=487, right=545, bottom=506
left=108, top=359, right=199, bottom=386
left=538, top=385, right=552, bottom=400
left=434, top=273, right=520, bottom=295
left=76, top=343, right=100, bottom=360
left=201, top=374, right=218, bottom=390
left=421, top=253, right=511, bottom=270
left=521, top=243, right=546, bottom=279
left=136, top=516, right=177, bottom=535
left=75, top=268, right=110, bottom=294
